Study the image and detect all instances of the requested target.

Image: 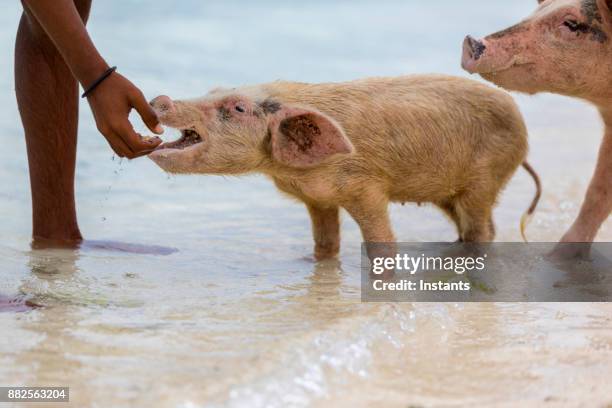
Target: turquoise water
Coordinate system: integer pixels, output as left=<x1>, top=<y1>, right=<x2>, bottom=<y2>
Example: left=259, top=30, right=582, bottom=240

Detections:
left=1, top=1, right=612, bottom=407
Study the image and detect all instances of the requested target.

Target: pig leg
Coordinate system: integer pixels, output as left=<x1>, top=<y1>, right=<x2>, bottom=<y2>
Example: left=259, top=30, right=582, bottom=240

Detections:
left=455, top=195, right=496, bottom=242
left=344, top=197, right=397, bottom=272
left=306, top=204, right=341, bottom=260
left=344, top=198, right=395, bottom=244
left=561, top=129, right=612, bottom=243
left=438, top=201, right=463, bottom=241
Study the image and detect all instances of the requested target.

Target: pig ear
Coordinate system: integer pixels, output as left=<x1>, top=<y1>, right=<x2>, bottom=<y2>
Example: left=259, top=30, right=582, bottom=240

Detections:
left=269, top=107, right=353, bottom=168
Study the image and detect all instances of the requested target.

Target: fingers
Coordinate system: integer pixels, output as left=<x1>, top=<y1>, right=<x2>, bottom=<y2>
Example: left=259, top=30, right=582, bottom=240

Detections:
left=105, top=130, right=135, bottom=159
left=130, top=90, right=164, bottom=135
left=100, top=121, right=161, bottom=159
left=90, top=80, right=164, bottom=158
left=115, top=120, right=162, bottom=159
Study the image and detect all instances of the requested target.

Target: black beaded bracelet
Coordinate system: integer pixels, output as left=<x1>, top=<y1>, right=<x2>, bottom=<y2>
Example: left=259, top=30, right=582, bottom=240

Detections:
left=81, top=66, right=117, bottom=98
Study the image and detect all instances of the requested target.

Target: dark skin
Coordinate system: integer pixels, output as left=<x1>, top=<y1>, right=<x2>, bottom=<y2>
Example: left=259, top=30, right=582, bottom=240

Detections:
left=15, top=0, right=162, bottom=246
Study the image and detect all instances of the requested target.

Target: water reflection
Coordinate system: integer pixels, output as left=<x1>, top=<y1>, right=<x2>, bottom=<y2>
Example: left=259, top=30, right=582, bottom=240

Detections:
left=6, top=250, right=92, bottom=405
left=1, top=248, right=82, bottom=312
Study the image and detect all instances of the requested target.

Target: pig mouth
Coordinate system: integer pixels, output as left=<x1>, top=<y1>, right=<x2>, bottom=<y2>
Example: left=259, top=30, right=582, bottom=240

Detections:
left=479, top=61, right=535, bottom=79
left=155, top=128, right=203, bottom=151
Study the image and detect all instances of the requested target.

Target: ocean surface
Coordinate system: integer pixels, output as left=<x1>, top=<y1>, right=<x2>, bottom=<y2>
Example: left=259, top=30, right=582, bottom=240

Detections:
left=1, top=1, right=612, bottom=407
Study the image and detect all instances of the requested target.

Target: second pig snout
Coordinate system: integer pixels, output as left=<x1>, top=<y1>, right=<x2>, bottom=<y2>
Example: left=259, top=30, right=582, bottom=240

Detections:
left=465, top=35, right=487, bottom=60
left=461, top=35, right=487, bottom=73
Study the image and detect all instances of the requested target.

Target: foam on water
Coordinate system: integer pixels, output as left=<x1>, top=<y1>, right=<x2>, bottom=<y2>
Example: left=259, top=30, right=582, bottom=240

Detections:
left=220, top=305, right=421, bottom=408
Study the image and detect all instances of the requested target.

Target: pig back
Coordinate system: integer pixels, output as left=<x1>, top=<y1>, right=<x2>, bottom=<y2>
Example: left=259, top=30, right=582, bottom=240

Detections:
left=266, top=75, right=528, bottom=201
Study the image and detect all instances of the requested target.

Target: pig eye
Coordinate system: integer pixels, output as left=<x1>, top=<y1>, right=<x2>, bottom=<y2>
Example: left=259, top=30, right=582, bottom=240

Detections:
left=235, top=105, right=246, bottom=113
left=563, top=19, right=589, bottom=34
left=563, top=20, right=580, bottom=31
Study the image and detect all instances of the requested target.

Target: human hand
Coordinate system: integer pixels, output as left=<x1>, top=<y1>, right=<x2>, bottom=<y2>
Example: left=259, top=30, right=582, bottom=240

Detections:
left=86, top=72, right=163, bottom=159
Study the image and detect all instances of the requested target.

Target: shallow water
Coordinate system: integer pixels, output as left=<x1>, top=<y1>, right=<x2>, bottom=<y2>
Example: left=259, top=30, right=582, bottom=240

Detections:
left=1, top=1, right=612, bottom=407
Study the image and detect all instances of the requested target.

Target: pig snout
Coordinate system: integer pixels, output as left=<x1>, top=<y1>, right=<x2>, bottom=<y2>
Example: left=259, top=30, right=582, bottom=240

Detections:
left=461, top=35, right=487, bottom=73
left=150, top=95, right=176, bottom=118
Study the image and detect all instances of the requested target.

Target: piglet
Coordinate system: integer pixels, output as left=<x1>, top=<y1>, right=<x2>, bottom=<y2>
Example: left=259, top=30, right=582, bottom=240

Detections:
left=149, top=75, right=541, bottom=260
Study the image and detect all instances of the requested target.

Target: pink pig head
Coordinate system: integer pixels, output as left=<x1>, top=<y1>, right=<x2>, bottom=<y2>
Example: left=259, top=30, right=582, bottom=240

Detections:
left=148, top=89, right=353, bottom=175
left=462, top=0, right=612, bottom=101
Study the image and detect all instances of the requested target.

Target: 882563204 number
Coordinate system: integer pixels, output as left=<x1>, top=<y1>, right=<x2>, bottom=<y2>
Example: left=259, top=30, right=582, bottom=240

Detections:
left=1, top=387, right=69, bottom=402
